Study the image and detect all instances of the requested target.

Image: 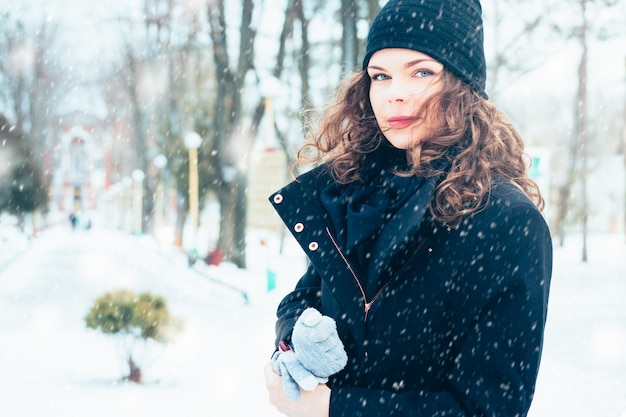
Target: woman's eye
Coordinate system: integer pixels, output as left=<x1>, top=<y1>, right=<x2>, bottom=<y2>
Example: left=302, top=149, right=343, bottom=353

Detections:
left=371, top=73, right=390, bottom=81
left=415, top=70, right=434, bottom=78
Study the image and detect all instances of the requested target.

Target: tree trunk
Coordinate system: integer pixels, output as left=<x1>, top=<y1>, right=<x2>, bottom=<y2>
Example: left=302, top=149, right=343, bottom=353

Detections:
left=208, top=0, right=236, bottom=264
left=234, top=172, right=248, bottom=268
left=622, top=56, right=626, bottom=242
left=341, top=0, right=359, bottom=75
left=554, top=2, right=588, bottom=248
left=173, top=194, right=187, bottom=247
left=367, top=0, right=381, bottom=21
left=207, top=0, right=256, bottom=268
left=123, top=46, right=151, bottom=234
left=216, top=184, right=237, bottom=264
left=124, top=355, right=142, bottom=384
left=577, top=0, right=589, bottom=262
left=295, top=1, right=311, bottom=107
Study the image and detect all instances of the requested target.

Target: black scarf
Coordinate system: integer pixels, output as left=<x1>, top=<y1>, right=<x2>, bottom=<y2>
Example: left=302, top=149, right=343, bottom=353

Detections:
left=320, top=143, right=437, bottom=287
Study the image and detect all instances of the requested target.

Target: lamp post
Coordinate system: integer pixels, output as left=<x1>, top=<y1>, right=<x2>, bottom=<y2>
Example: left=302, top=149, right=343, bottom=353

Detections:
left=184, top=132, right=202, bottom=257
left=153, top=154, right=167, bottom=240
left=257, top=75, right=283, bottom=279
left=132, top=169, right=145, bottom=235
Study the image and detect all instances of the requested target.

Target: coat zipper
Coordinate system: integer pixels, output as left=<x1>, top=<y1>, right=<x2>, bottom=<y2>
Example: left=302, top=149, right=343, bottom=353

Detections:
left=325, top=227, right=429, bottom=321
left=325, top=227, right=430, bottom=359
left=325, top=227, right=389, bottom=322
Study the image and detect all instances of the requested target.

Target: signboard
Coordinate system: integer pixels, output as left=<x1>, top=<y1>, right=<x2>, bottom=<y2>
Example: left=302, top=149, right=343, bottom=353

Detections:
left=247, top=149, right=288, bottom=231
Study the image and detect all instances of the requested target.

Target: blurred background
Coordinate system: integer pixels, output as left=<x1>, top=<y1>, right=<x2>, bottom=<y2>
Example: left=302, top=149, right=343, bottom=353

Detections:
left=0, top=0, right=624, bottom=260
left=0, top=0, right=625, bottom=416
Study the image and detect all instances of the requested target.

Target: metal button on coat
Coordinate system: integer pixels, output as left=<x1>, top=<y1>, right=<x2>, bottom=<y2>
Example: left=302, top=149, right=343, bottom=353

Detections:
left=273, top=194, right=283, bottom=204
left=294, top=223, right=304, bottom=233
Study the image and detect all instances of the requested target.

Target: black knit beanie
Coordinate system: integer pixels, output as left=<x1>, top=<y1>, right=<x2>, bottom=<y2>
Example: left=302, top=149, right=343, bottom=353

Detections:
left=363, top=0, right=488, bottom=99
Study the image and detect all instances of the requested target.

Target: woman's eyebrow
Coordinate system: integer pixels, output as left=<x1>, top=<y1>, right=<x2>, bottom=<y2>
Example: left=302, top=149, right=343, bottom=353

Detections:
left=367, top=59, right=438, bottom=72
left=404, top=58, right=437, bottom=68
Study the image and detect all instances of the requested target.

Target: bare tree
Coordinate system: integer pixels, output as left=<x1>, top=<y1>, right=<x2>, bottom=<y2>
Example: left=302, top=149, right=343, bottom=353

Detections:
left=251, top=0, right=312, bottom=143
left=548, top=0, right=592, bottom=255
left=575, top=0, right=590, bottom=261
left=0, top=13, right=59, bottom=149
left=106, top=0, right=210, bottom=239
left=341, top=0, right=359, bottom=75
left=551, top=0, right=622, bottom=256
left=295, top=1, right=312, bottom=109
left=0, top=10, right=60, bottom=223
left=484, top=0, right=561, bottom=101
left=207, top=0, right=256, bottom=267
left=623, top=56, right=626, bottom=241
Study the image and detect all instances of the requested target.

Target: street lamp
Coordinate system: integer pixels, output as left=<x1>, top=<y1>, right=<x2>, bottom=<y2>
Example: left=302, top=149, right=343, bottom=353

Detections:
left=132, top=169, right=145, bottom=235
left=184, top=132, right=202, bottom=258
left=153, top=154, right=168, bottom=241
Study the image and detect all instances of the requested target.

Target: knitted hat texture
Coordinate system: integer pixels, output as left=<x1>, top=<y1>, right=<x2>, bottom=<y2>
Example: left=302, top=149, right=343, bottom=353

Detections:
left=363, top=0, right=487, bottom=98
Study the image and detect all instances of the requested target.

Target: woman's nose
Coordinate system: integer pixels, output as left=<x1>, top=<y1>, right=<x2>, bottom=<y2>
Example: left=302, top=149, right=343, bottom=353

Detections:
left=387, top=81, right=407, bottom=102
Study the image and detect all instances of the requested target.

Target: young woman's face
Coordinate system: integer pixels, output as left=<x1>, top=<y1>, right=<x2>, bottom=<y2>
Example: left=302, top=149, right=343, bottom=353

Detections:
left=367, top=48, right=444, bottom=150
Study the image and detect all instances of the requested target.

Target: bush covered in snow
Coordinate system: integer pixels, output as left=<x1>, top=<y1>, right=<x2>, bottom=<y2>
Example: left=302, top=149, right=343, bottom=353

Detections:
left=84, top=289, right=183, bottom=383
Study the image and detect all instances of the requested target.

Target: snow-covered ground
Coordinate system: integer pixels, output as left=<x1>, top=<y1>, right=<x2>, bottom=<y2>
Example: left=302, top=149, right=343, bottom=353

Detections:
left=531, top=233, right=626, bottom=417
left=0, top=223, right=624, bottom=416
left=0, top=215, right=30, bottom=271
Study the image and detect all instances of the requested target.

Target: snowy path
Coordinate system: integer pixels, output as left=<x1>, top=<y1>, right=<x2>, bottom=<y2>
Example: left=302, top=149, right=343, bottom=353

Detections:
left=0, top=226, right=287, bottom=416
left=0, top=226, right=624, bottom=416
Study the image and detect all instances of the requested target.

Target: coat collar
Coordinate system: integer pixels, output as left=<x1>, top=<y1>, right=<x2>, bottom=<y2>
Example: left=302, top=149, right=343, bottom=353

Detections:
left=269, top=164, right=442, bottom=343
left=286, top=166, right=440, bottom=284
left=269, top=166, right=368, bottom=343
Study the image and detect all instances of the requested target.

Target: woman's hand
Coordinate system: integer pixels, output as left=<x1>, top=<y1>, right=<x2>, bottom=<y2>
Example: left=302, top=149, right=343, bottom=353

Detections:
left=264, top=362, right=330, bottom=417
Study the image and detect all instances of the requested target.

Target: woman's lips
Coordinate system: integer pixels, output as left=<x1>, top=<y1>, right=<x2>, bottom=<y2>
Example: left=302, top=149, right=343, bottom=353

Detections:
left=387, top=116, right=417, bottom=129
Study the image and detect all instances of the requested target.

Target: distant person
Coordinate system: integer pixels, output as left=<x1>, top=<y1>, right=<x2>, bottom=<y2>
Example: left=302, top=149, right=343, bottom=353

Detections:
left=264, top=0, right=553, bottom=416
left=69, top=213, right=77, bottom=230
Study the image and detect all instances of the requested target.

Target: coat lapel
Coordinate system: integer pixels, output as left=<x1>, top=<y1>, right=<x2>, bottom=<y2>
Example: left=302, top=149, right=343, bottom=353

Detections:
left=365, top=174, right=438, bottom=294
left=269, top=166, right=443, bottom=341
left=269, top=167, right=367, bottom=343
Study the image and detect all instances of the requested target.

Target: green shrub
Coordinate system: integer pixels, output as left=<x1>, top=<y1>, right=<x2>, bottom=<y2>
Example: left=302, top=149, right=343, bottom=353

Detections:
left=85, top=289, right=183, bottom=383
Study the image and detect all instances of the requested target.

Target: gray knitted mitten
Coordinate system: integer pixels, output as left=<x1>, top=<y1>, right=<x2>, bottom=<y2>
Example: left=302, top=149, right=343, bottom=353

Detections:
left=272, top=308, right=347, bottom=401
left=272, top=350, right=327, bottom=401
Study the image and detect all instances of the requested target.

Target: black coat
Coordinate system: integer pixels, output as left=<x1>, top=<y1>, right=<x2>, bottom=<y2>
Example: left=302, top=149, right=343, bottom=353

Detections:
left=269, top=165, right=552, bottom=417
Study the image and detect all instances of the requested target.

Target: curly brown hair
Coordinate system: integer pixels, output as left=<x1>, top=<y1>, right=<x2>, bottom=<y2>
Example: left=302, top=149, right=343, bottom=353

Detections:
left=297, top=70, right=544, bottom=226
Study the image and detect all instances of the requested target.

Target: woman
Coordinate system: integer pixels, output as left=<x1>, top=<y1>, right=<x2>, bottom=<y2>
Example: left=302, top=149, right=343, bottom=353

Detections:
left=264, top=0, right=553, bottom=416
